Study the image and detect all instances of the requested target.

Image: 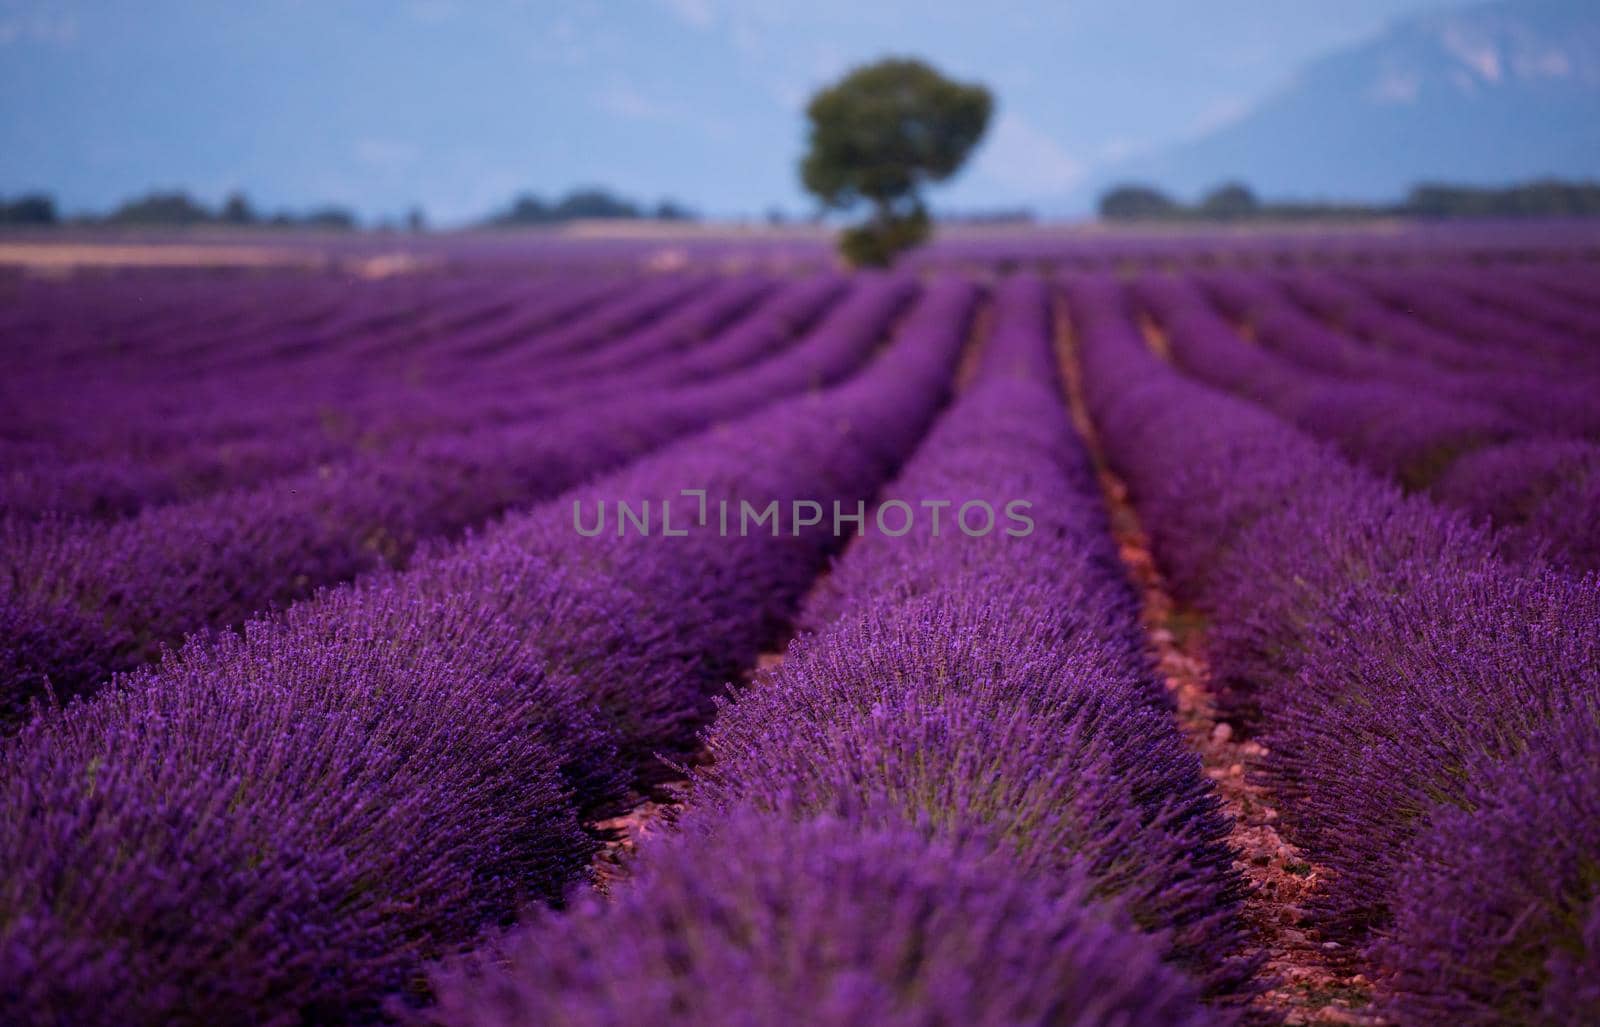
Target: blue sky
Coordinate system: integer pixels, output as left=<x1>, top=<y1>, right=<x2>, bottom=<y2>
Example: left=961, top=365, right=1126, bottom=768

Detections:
left=0, top=0, right=1487, bottom=224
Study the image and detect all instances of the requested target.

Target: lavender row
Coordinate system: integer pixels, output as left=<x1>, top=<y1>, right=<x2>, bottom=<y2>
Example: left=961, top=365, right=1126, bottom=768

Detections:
left=1144, top=274, right=1600, bottom=572
left=413, top=273, right=849, bottom=433
left=1131, top=273, right=1520, bottom=488
left=1066, top=273, right=1600, bottom=1025
left=0, top=274, right=574, bottom=455
left=450, top=272, right=708, bottom=365
left=0, top=277, right=976, bottom=1026
left=1, top=275, right=786, bottom=524
left=1214, top=270, right=1600, bottom=438
left=505, top=275, right=775, bottom=386
left=0, top=273, right=666, bottom=457
left=1509, top=261, right=1600, bottom=311
left=151, top=274, right=490, bottom=379
left=1430, top=436, right=1600, bottom=572
left=1425, top=266, right=1600, bottom=347
left=0, top=269, right=352, bottom=372
left=902, top=219, right=1600, bottom=272
left=1345, top=268, right=1600, bottom=372
left=1279, top=270, right=1525, bottom=372
left=424, top=275, right=1254, bottom=1025
left=1203, top=272, right=1600, bottom=571
left=431, top=812, right=1217, bottom=1027
left=0, top=275, right=723, bottom=507
left=3, top=270, right=711, bottom=455
left=334, top=274, right=842, bottom=440
left=1276, top=270, right=1600, bottom=438
left=7, top=266, right=598, bottom=378
left=7, top=268, right=774, bottom=461
left=3, top=269, right=499, bottom=383
left=0, top=276, right=909, bottom=724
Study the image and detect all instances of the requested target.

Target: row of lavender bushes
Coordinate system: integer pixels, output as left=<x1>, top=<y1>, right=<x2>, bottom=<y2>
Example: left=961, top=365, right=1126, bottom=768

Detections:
left=3, top=266, right=625, bottom=385
left=1206, top=271, right=1600, bottom=437
left=1349, top=267, right=1600, bottom=373
left=1067, top=273, right=1600, bottom=1025
left=1202, top=269, right=1600, bottom=574
left=0, top=274, right=753, bottom=520
left=0, top=278, right=979, bottom=1024
left=0, top=272, right=625, bottom=515
left=422, top=275, right=1258, bottom=1025
left=0, top=274, right=899, bottom=724
left=1130, top=274, right=1600, bottom=575
left=1, top=269, right=725, bottom=488
left=1245, top=269, right=1600, bottom=573
left=5, top=277, right=754, bottom=523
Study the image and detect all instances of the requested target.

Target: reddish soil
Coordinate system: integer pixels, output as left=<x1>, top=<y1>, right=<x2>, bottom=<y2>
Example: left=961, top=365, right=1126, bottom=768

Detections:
left=589, top=653, right=782, bottom=893
left=1055, top=301, right=1383, bottom=1025
left=573, top=293, right=1385, bottom=1022
left=952, top=292, right=994, bottom=391
left=591, top=794, right=676, bottom=893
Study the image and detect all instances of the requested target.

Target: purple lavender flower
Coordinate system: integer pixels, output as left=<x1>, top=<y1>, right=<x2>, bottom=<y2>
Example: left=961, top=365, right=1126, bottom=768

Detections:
left=426, top=810, right=1221, bottom=1027
left=1375, top=705, right=1600, bottom=1026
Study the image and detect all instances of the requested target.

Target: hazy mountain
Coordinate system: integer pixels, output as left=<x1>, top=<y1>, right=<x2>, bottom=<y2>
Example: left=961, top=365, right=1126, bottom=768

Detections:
left=1088, top=0, right=1600, bottom=204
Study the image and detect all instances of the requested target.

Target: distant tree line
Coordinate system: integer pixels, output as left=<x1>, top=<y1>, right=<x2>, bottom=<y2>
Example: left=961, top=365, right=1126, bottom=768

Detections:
left=0, top=190, right=363, bottom=229
left=111, top=191, right=363, bottom=229
left=1, top=185, right=693, bottom=231
left=1099, top=178, right=1600, bottom=222
left=1403, top=180, right=1600, bottom=218
left=484, top=187, right=695, bottom=227
left=0, top=194, right=59, bottom=225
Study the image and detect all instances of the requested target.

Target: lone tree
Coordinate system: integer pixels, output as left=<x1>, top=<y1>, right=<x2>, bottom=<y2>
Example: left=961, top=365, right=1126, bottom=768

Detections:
left=801, top=57, right=992, bottom=267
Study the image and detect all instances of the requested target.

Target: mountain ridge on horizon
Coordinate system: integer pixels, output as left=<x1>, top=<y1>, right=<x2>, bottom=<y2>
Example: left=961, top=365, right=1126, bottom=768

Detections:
left=1063, top=0, right=1600, bottom=209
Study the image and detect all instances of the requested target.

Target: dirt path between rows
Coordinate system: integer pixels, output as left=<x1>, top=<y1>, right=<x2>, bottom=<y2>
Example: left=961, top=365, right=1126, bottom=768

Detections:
left=591, top=289, right=1380, bottom=1021
left=1054, top=297, right=1383, bottom=1026
left=589, top=648, right=783, bottom=892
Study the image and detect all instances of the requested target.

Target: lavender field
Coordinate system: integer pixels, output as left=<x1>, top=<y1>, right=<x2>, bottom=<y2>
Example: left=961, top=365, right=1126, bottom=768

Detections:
left=2, top=225, right=1599, bottom=1026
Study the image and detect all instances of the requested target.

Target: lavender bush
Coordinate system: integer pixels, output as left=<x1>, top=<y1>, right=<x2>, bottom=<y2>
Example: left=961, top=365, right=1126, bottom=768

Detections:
left=0, top=276, right=910, bottom=723
left=433, top=275, right=1256, bottom=1022
left=1065, top=269, right=1600, bottom=974
left=1376, top=706, right=1600, bottom=1026
left=428, top=810, right=1220, bottom=1027
left=0, top=275, right=972, bottom=1024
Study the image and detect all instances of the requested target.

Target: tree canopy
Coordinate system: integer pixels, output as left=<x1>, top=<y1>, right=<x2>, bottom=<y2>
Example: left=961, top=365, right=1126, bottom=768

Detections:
left=801, top=57, right=992, bottom=266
